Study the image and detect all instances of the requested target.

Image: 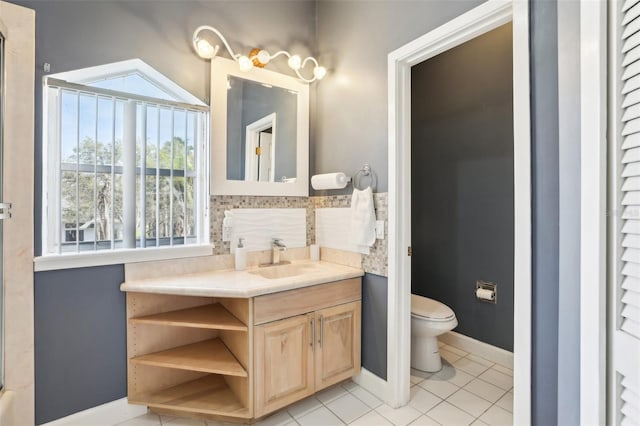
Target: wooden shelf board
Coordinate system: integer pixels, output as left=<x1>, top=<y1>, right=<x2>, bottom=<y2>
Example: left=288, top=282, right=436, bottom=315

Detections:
left=130, top=338, right=248, bottom=377
left=130, top=375, right=250, bottom=418
left=130, top=304, right=247, bottom=331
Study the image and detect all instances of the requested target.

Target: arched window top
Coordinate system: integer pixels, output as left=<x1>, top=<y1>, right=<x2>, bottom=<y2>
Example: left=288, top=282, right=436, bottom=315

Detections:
left=48, top=58, right=206, bottom=106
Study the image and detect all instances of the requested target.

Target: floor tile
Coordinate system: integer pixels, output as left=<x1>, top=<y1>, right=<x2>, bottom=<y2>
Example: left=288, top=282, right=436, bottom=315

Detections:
left=162, top=418, right=207, bottom=426
left=342, top=380, right=360, bottom=392
left=117, top=413, right=161, bottom=426
left=464, top=354, right=494, bottom=368
left=376, top=403, right=422, bottom=426
left=408, top=386, right=442, bottom=413
left=446, top=389, right=492, bottom=418
left=316, top=385, right=350, bottom=404
left=426, top=401, right=474, bottom=426
left=349, top=410, right=392, bottom=425
left=478, top=405, right=513, bottom=426
left=254, top=410, right=297, bottom=426
left=297, top=406, right=343, bottom=426
left=441, top=345, right=468, bottom=357
left=409, top=415, right=442, bottom=425
left=350, top=385, right=383, bottom=408
left=287, top=396, right=323, bottom=419
left=411, top=368, right=432, bottom=384
left=419, top=377, right=459, bottom=399
left=434, top=364, right=474, bottom=388
left=491, top=364, right=513, bottom=377
left=495, top=391, right=513, bottom=413
left=470, top=420, right=489, bottom=425
left=463, top=379, right=507, bottom=403
left=478, top=369, right=513, bottom=390
left=453, top=358, right=492, bottom=376
left=326, top=393, right=371, bottom=424
left=439, top=348, right=463, bottom=364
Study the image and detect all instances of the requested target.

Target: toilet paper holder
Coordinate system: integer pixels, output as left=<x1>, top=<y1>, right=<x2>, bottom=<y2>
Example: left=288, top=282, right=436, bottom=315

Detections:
left=475, top=280, right=497, bottom=304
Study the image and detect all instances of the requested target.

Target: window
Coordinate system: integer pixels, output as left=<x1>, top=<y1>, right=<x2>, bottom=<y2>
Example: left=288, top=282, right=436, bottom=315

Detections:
left=41, top=60, right=209, bottom=263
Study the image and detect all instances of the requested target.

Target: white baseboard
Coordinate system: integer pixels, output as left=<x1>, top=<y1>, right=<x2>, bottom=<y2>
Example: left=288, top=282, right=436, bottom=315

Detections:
left=353, top=368, right=390, bottom=403
left=440, top=331, right=514, bottom=369
left=42, top=397, right=146, bottom=426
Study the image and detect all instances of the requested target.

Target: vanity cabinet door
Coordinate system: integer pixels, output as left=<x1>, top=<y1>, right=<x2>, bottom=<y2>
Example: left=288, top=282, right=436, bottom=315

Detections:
left=254, top=313, right=315, bottom=417
left=315, top=301, right=362, bottom=391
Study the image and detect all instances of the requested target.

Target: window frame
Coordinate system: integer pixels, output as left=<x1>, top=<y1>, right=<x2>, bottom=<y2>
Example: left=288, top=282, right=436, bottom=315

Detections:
left=36, top=63, right=212, bottom=271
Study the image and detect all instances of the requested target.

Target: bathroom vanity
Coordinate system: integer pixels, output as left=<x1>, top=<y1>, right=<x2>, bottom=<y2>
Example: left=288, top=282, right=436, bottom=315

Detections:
left=120, top=260, right=363, bottom=423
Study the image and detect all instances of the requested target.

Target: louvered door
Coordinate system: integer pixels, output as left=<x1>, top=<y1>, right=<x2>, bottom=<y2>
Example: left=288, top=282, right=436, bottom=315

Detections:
left=612, top=0, right=640, bottom=424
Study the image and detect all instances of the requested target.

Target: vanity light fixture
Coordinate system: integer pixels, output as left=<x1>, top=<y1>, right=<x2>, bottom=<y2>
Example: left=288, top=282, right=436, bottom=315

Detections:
left=192, top=25, right=327, bottom=84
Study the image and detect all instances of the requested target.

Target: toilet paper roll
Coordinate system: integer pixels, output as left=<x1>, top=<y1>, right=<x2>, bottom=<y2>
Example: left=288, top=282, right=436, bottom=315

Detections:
left=311, top=173, right=349, bottom=190
left=476, top=288, right=495, bottom=301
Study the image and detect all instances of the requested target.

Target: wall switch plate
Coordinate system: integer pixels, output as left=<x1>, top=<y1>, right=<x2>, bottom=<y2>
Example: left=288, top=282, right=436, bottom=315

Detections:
left=376, top=220, right=385, bottom=239
left=222, top=225, right=232, bottom=242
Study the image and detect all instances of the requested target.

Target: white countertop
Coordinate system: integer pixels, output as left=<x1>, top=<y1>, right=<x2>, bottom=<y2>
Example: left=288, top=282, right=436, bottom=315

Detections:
left=119, top=260, right=364, bottom=298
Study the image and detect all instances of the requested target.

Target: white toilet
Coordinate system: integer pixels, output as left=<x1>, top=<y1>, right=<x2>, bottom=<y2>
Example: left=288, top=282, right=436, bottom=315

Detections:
left=411, top=294, right=458, bottom=372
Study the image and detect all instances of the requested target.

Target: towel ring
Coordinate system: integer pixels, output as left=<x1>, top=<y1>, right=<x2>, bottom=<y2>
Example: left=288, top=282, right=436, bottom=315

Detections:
left=353, top=163, right=377, bottom=191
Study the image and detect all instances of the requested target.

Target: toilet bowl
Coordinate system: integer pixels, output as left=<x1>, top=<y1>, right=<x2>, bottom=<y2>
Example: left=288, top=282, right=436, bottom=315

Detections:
left=411, top=294, right=458, bottom=372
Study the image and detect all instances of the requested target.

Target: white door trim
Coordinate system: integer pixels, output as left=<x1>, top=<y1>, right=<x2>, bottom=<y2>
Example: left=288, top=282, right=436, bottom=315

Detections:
left=244, top=113, right=277, bottom=182
left=0, top=1, right=35, bottom=424
left=580, top=0, right=607, bottom=424
left=387, top=1, right=531, bottom=423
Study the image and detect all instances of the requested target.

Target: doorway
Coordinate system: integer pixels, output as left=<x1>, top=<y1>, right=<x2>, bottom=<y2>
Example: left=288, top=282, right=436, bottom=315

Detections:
left=245, top=113, right=276, bottom=182
left=387, top=1, right=531, bottom=423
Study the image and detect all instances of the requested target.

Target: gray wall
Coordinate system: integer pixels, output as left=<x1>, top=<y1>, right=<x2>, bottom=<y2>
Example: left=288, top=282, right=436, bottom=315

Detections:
left=34, top=265, right=126, bottom=425
left=11, top=0, right=315, bottom=422
left=314, top=0, right=485, bottom=194
left=410, top=23, right=514, bottom=351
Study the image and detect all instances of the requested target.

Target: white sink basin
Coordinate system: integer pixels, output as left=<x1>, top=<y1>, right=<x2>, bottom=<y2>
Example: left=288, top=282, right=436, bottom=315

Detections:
left=249, top=262, right=318, bottom=279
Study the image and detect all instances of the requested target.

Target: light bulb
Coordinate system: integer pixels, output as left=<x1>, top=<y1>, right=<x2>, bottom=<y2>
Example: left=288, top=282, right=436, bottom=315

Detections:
left=257, top=50, right=271, bottom=65
left=287, top=55, right=302, bottom=71
left=313, top=66, right=327, bottom=80
left=195, top=38, right=216, bottom=59
left=238, top=55, right=254, bottom=72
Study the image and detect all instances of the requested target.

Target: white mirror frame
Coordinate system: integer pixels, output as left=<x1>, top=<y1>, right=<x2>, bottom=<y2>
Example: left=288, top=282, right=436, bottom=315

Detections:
left=211, top=57, right=309, bottom=196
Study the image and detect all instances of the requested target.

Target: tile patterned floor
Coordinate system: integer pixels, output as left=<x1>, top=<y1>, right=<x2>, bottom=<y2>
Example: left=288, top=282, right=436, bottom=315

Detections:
left=61, top=343, right=513, bottom=426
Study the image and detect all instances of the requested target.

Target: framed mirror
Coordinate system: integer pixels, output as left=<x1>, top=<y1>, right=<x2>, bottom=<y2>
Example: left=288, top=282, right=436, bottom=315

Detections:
left=211, top=58, right=309, bottom=196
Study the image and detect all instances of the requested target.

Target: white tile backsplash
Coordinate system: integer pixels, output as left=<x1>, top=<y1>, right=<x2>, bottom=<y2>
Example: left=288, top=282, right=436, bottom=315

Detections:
left=228, top=208, right=306, bottom=253
left=316, top=208, right=370, bottom=254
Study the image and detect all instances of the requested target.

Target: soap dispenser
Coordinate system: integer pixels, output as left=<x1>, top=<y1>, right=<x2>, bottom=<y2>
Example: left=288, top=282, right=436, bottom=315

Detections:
left=235, top=237, right=247, bottom=271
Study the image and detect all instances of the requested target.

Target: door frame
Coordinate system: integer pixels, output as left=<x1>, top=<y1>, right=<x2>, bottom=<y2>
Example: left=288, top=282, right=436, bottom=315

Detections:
left=0, top=1, right=35, bottom=424
left=244, top=113, right=277, bottom=182
left=580, top=0, right=607, bottom=424
left=386, top=0, right=531, bottom=422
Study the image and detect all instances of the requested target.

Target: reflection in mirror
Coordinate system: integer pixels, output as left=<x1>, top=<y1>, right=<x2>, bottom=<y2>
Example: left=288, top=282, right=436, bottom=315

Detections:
left=226, top=76, right=297, bottom=183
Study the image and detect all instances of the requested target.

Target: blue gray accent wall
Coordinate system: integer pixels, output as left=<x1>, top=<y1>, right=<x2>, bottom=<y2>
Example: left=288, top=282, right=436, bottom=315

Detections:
left=530, top=0, right=560, bottom=424
left=361, top=273, right=388, bottom=379
left=34, top=265, right=126, bottom=425
left=410, top=23, right=514, bottom=351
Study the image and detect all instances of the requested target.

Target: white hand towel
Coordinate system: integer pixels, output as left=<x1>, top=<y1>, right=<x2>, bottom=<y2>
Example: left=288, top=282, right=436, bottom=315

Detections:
left=349, top=187, right=376, bottom=248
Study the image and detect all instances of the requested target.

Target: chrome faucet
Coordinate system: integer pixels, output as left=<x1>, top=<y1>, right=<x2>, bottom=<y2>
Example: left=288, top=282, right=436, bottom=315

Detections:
left=271, top=238, right=286, bottom=265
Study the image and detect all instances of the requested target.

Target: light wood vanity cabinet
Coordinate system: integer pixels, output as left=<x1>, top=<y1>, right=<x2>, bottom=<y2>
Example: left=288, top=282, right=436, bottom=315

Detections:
left=125, top=277, right=361, bottom=423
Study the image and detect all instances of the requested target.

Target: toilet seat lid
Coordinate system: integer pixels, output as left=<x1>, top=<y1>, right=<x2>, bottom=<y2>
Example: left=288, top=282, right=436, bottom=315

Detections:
left=411, top=294, right=455, bottom=321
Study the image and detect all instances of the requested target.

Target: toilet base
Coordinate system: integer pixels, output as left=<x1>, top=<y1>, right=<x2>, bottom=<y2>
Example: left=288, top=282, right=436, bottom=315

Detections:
left=411, top=335, right=442, bottom=372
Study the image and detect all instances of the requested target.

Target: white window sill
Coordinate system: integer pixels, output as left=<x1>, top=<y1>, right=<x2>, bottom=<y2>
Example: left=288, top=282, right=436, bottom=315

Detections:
left=33, top=244, right=215, bottom=272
